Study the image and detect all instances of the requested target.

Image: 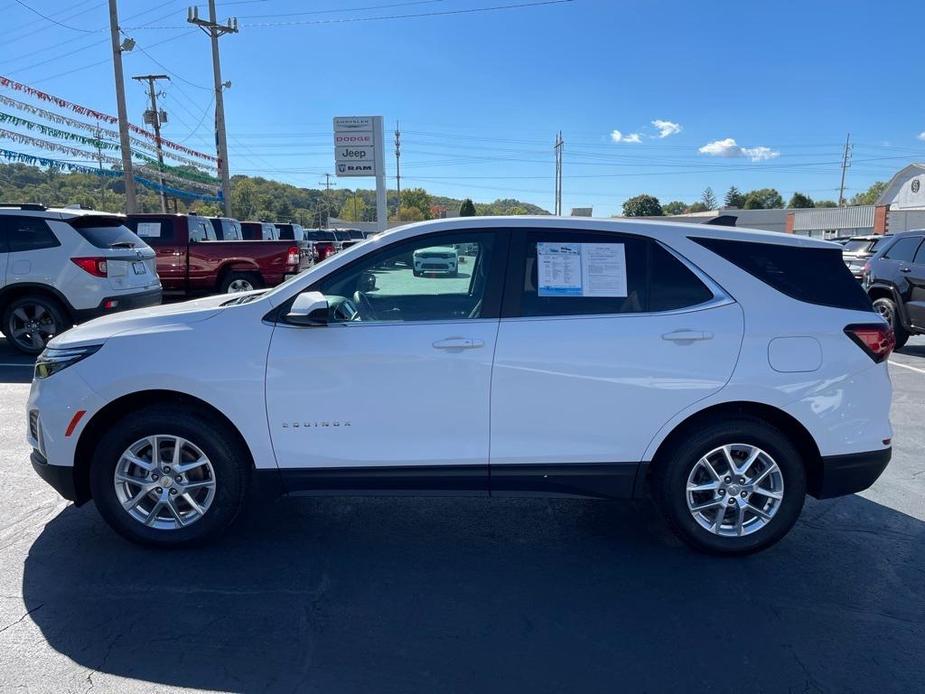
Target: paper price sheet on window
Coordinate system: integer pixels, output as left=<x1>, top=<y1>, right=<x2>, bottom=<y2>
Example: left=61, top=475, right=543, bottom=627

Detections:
left=537, top=242, right=628, bottom=297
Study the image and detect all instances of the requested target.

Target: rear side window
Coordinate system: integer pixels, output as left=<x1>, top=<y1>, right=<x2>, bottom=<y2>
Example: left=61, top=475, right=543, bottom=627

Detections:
left=693, top=237, right=872, bottom=311
left=0, top=217, right=60, bottom=252
left=69, top=216, right=143, bottom=248
left=516, top=230, right=713, bottom=317
left=914, top=242, right=925, bottom=266
left=884, top=236, right=922, bottom=263
left=126, top=218, right=175, bottom=245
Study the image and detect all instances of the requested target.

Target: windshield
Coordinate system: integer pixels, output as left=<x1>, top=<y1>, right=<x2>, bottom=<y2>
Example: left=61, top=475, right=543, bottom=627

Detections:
left=842, top=239, right=874, bottom=253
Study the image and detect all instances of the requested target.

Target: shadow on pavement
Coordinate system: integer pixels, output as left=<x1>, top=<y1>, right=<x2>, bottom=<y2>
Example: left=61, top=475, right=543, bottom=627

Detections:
left=21, top=494, right=925, bottom=693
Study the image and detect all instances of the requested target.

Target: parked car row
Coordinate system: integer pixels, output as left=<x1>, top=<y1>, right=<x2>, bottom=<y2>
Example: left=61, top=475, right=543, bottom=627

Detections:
left=0, top=203, right=373, bottom=354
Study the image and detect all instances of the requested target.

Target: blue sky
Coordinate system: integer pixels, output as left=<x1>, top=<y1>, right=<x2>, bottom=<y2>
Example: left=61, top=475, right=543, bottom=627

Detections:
left=2, top=0, right=925, bottom=215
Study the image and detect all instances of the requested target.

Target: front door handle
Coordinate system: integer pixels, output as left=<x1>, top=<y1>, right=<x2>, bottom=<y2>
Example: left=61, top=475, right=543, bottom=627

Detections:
left=432, top=337, right=484, bottom=350
left=900, top=266, right=912, bottom=273
left=662, top=329, right=713, bottom=342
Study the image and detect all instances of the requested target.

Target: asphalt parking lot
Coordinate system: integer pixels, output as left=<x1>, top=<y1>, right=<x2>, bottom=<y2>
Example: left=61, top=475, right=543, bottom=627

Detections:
left=0, top=337, right=922, bottom=693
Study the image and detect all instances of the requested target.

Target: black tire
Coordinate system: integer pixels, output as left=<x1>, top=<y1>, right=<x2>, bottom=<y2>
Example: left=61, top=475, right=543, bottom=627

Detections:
left=219, top=271, right=262, bottom=294
left=2, top=294, right=69, bottom=355
left=89, top=404, right=249, bottom=547
left=651, top=417, right=807, bottom=555
left=872, top=297, right=908, bottom=350
left=412, top=269, right=422, bottom=277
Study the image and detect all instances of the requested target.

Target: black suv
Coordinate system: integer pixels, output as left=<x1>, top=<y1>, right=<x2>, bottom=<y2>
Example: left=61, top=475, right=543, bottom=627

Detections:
left=862, top=230, right=925, bottom=349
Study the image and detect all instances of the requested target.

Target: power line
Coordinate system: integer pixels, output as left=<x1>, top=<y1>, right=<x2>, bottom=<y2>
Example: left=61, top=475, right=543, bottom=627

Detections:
left=12, top=0, right=98, bottom=32
left=242, top=0, right=573, bottom=27
left=238, top=0, right=447, bottom=19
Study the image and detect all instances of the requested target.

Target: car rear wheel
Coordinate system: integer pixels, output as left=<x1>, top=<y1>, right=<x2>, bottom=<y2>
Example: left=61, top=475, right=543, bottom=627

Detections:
left=652, top=417, right=806, bottom=555
left=3, top=295, right=68, bottom=355
left=873, top=297, right=908, bottom=349
left=89, top=405, right=249, bottom=547
left=220, top=271, right=261, bottom=294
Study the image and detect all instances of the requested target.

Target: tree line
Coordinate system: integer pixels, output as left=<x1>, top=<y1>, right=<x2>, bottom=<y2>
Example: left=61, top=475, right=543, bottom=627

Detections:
left=622, top=181, right=888, bottom=217
left=0, top=163, right=548, bottom=224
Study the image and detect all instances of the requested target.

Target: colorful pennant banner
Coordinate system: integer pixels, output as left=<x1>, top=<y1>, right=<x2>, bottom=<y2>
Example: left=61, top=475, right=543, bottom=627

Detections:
left=0, top=147, right=222, bottom=202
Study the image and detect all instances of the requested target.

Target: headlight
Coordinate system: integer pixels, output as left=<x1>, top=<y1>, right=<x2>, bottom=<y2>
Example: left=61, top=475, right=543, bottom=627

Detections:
left=34, top=345, right=102, bottom=379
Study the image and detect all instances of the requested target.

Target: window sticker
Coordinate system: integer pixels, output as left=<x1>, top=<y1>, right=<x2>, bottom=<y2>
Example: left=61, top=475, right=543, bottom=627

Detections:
left=135, top=222, right=161, bottom=238
left=537, top=242, right=627, bottom=297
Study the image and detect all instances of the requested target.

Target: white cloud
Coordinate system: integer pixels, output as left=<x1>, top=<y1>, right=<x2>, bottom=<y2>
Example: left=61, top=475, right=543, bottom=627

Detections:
left=699, top=137, right=780, bottom=162
left=917, top=132, right=925, bottom=141
left=611, top=129, right=642, bottom=144
left=652, top=119, right=682, bottom=138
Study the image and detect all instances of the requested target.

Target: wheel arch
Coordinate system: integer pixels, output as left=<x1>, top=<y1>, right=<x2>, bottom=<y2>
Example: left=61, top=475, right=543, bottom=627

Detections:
left=73, top=389, right=257, bottom=504
left=647, top=401, right=824, bottom=497
left=0, top=283, right=75, bottom=322
left=867, top=283, right=910, bottom=329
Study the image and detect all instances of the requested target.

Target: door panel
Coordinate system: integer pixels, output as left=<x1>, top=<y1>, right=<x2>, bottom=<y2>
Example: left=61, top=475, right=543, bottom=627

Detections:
left=265, top=320, right=499, bottom=481
left=490, top=303, right=744, bottom=465
left=907, top=244, right=925, bottom=328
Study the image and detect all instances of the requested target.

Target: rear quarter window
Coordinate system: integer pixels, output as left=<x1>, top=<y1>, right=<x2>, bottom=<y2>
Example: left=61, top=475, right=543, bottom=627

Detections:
left=693, top=236, right=872, bottom=311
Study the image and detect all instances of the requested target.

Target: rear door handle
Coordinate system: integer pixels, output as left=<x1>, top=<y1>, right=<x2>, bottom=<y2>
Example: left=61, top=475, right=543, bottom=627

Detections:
left=432, top=337, right=484, bottom=350
left=900, top=266, right=912, bottom=273
left=662, top=330, right=713, bottom=342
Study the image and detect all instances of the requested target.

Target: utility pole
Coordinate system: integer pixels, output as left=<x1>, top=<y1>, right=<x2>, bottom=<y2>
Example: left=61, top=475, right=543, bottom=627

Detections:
left=132, top=74, right=170, bottom=212
left=394, top=120, right=401, bottom=219
left=94, top=122, right=106, bottom=210
left=188, top=1, right=237, bottom=216
left=554, top=131, right=564, bottom=215
left=108, top=0, right=137, bottom=213
left=838, top=133, right=852, bottom=207
left=318, top=173, right=335, bottom=228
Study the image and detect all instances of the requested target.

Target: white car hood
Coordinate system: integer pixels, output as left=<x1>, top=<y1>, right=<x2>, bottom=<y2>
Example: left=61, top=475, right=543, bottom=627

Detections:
left=50, top=294, right=241, bottom=348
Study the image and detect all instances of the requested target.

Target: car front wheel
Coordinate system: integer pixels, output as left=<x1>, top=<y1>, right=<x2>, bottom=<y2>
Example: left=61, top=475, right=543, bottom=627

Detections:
left=89, top=405, right=249, bottom=547
left=652, top=417, right=806, bottom=555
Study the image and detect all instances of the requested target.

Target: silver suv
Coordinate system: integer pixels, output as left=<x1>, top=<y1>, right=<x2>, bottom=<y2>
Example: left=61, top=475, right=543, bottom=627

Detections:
left=0, top=204, right=161, bottom=354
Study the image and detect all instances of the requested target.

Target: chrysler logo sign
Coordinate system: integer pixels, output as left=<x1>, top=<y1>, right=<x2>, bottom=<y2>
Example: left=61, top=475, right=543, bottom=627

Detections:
left=913, top=179, right=920, bottom=194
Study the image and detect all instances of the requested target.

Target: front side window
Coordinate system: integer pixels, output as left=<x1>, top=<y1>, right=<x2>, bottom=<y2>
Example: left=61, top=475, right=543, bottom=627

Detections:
left=1, top=217, right=60, bottom=252
left=516, top=230, right=712, bottom=318
left=314, top=232, right=497, bottom=323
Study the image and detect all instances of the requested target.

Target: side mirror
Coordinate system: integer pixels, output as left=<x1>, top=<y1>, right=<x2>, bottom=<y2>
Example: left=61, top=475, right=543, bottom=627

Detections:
left=286, top=291, right=329, bottom=326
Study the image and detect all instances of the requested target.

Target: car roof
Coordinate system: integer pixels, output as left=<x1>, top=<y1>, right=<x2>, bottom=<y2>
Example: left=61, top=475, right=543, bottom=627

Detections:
left=376, top=215, right=839, bottom=250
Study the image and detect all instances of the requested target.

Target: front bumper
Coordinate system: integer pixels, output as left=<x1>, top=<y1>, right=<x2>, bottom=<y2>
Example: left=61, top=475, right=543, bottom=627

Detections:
left=811, top=448, right=891, bottom=499
left=31, top=449, right=80, bottom=502
left=72, top=287, right=162, bottom=323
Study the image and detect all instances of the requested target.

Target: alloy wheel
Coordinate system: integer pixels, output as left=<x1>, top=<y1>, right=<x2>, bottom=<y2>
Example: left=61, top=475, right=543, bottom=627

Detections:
left=875, top=301, right=893, bottom=328
left=9, top=303, right=57, bottom=351
left=686, top=443, right=784, bottom=537
left=114, top=435, right=217, bottom=530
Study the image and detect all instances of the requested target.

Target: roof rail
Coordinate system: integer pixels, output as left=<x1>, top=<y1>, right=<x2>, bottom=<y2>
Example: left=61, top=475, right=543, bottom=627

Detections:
left=0, top=202, right=47, bottom=211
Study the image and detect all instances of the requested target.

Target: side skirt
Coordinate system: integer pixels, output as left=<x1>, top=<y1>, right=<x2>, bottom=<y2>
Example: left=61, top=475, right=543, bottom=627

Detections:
left=258, top=462, right=645, bottom=500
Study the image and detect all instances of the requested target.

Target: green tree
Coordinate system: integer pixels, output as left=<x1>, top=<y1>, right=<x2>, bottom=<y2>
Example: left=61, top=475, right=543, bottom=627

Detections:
left=701, top=186, right=717, bottom=210
left=686, top=202, right=710, bottom=213
left=724, top=186, right=745, bottom=208
left=394, top=205, right=425, bottom=222
left=849, top=180, right=887, bottom=206
left=230, top=179, right=259, bottom=220
left=339, top=194, right=368, bottom=222
left=400, top=187, right=432, bottom=219
left=788, top=192, right=815, bottom=208
left=662, top=200, right=687, bottom=215
left=743, top=188, right=784, bottom=209
left=459, top=198, right=477, bottom=216
left=622, top=194, right=662, bottom=217
left=815, top=199, right=838, bottom=208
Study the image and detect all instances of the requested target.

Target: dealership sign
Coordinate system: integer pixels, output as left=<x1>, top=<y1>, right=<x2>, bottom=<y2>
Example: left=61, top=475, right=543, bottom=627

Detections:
left=334, top=117, right=378, bottom=177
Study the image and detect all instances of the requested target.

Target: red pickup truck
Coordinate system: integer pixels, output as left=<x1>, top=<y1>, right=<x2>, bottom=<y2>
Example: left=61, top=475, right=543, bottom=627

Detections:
left=125, top=213, right=308, bottom=295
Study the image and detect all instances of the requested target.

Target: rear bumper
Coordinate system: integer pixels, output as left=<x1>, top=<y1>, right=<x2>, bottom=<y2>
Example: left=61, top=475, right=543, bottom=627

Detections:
left=31, top=449, right=80, bottom=502
left=811, top=448, right=891, bottom=499
left=72, top=287, right=162, bottom=322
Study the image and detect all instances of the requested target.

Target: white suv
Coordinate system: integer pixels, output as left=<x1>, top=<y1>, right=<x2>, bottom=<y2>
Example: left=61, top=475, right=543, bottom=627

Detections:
left=1, top=204, right=160, bottom=354
left=26, top=217, right=893, bottom=554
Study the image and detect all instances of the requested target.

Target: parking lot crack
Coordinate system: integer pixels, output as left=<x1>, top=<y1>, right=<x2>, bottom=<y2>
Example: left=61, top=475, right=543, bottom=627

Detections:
left=0, top=602, right=43, bottom=636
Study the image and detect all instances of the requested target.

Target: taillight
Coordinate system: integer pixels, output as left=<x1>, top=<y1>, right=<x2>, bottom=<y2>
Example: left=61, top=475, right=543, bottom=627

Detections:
left=287, top=246, right=299, bottom=266
left=845, top=323, right=894, bottom=363
left=71, top=257, right=108, bottom=277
